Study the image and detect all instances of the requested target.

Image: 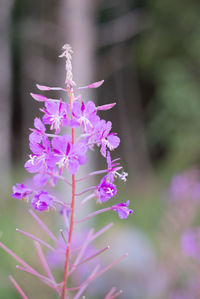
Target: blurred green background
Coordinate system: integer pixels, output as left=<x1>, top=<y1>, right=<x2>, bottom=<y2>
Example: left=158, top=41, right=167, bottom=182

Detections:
left=1, top=0, right=200, bottom=298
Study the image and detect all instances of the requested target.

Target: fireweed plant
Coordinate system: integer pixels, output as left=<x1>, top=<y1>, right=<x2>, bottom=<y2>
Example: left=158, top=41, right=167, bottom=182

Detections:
left=1, top=44, right=133, bottom=298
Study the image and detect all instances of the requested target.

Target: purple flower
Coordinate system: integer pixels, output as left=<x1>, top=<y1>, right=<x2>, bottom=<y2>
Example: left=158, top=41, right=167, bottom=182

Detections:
left=41, top=100, right=69, bottom=133
left=95, top=176, right=117, bottom=203
left=112, top=200, right=133, bottom=219
left=93, top=120, right=120, bottom=157
left=31, top=191, right=53, bottom=211
left=52, top=135, right=87, bottom=174
left=71, top=101, right=99, bottom=133
left=25, top=136, right=55, bottom=174
left=11, top=183, right=33, bottom=200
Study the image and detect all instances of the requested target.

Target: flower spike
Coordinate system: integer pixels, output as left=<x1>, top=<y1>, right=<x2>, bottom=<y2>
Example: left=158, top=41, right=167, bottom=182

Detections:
left=5, top=44, right=132, bottom=298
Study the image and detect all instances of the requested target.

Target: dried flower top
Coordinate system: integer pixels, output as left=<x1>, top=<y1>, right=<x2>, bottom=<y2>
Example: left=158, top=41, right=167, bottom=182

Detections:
left=59, top=44, right=75, bottom=86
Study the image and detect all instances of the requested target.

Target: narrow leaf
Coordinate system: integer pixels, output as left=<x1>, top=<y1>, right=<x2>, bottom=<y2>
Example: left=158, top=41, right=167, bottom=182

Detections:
left=77, top=80, right=104, bottom=90
left=104, top=287, right=116, bottom=299
left=97, top=103, right=116, bottom=111
left=0, top=242, right=37, bottom=274
left=110, top=290, right=123, bottom=299
left=36, top=84, right=66, bottom=91
left=75, top=245, right=110, bottom=267
left=74, top=265, right=99, bottom=299
left=29, top=210, right=58, bottom=243
left=16, top=229, right=55, bottom=251
left=30, top=93, right=48, bottom=102
left=34, top=242, right=60, bottom=296
left=9, top=276, right=28, bottom=299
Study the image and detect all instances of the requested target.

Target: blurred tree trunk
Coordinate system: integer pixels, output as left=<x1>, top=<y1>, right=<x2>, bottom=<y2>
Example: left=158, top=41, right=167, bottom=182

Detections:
left=59, top=0, right=97, bottom=219
left=0, top=0, right=13, bottom=192
left=59, top=0, right=96, bottom=87
left=17, top=1, right=60, bottom=159
left=111, top=45, right=152, bottom=186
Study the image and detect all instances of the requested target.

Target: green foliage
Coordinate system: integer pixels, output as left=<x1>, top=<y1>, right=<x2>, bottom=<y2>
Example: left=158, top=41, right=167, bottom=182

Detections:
left=136, top=0, right=200, bottom=169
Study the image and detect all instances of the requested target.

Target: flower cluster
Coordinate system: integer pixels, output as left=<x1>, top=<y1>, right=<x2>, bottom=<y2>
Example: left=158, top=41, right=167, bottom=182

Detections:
left=12, top=184, right=47, bottom=210
left=11, top=49, right=131, bottom=217
left=4, top=44, right=133, bottom=298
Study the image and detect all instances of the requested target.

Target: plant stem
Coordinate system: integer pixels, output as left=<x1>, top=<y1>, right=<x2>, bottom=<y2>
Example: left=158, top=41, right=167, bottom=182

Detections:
left=62, top=86, right=76, bottom=299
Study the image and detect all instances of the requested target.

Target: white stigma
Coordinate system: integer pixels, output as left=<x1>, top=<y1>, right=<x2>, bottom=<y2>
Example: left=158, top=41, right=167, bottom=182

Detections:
left=36, top=200, right=42, bottom=208
left=115, top=171, right=128, bottom=182
left=50, top=113, right=62, bottom=131
left=106, top=187, right=114, bottom=196
left=57, top=155, right=69, bottom=169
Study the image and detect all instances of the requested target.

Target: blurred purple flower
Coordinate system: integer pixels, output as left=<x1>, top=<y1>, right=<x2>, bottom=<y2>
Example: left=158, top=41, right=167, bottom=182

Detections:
left=11, top=183, right=33, bottom=200
left=112, top=200, right=133, bottom=219
left=170, top=174, right=191, bottom=200
left=182, top=228, right=200, bottom=262
left=33, top=172, right=58, bottom=188
left=46, top=230, right=100, bottom=284
left=169, top=290, right=191, bottom=299
left=31, top=190, right=53, bottom=211
left=169, top=170, right=200, bottom=202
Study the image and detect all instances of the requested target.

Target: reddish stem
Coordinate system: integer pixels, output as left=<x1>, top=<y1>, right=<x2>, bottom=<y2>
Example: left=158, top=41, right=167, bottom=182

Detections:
left=62, top=86, right=76, bottom=299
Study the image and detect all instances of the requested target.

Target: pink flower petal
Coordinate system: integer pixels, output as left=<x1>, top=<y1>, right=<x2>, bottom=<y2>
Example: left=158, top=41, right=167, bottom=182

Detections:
left=36, top=84, right=51, bottom=91
left=78, top=80, right=104, bottom=90
left=88, top=80, right=104, bottom=88
left=97, top=102, right=116, bottom=111
left=36, top=84, right=66, bottom=91
left=30, top=93, right=48, bottom=102
left=34, top=117, right=45, bottom=132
